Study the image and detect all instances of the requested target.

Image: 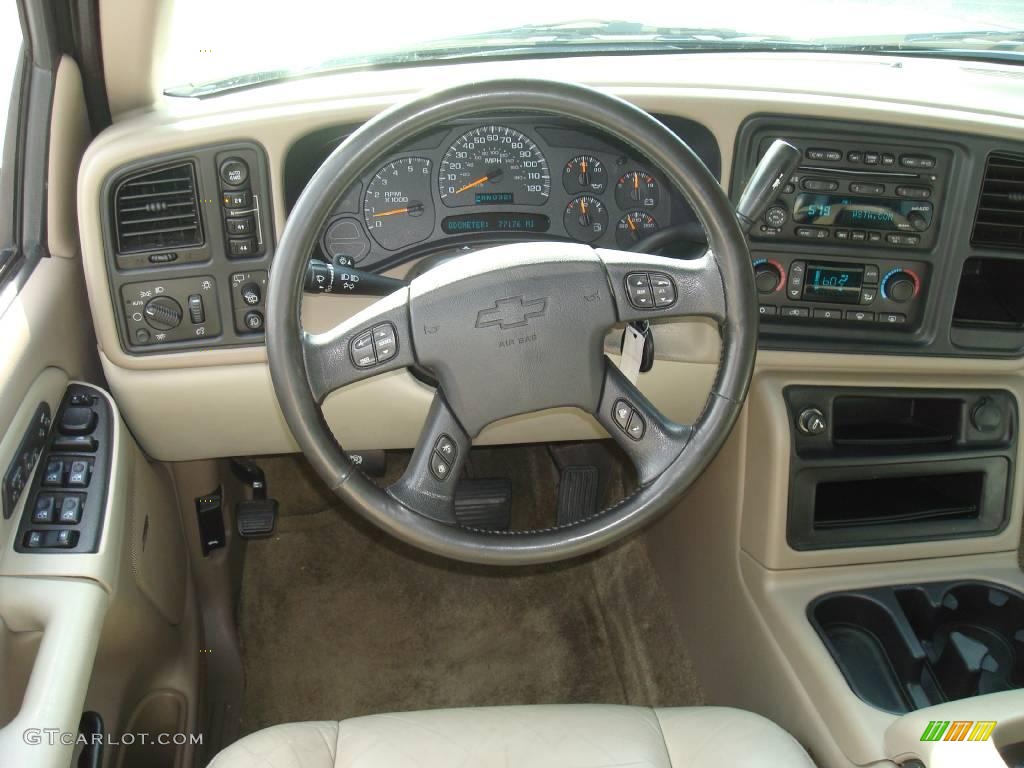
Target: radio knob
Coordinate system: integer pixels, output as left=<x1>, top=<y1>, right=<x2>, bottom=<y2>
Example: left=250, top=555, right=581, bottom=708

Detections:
left=883, top=271, right=918, bottom=304
left=143, top=296, right=183, bottom=330
left=764, top=204, right=788, bottom=228
left=907, top=211, right=929, bottom=231
left=753, top=261, right=783, bottom=294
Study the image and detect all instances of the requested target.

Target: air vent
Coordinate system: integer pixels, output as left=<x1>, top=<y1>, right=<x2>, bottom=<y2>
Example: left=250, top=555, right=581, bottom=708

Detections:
left=971, top=152, right=1024, bottom=251
left=113, top=162, right=203, bottom=253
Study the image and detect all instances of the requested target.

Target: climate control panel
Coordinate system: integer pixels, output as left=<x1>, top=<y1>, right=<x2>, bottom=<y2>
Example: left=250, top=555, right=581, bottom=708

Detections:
left=753, top=252, right=928, bottom=328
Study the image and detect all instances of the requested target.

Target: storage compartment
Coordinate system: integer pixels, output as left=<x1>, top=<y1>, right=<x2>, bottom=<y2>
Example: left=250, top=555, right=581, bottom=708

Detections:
left=832, top=395, right=960, bottom=448
left=810, top=580, right=1024, bottom=714
left=789, top=457, right=1009, bottom=550
left=813, top=472, right=983, bottom=530
left=954, top=257, right=1024, bottom=330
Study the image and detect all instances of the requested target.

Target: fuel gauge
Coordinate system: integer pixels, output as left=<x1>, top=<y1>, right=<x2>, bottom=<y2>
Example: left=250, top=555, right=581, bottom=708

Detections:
left=615, top=211, right=659, bottom=249
left=563, top=155, right=608, bottom=195
left=563, top=196, right=608, bottom=243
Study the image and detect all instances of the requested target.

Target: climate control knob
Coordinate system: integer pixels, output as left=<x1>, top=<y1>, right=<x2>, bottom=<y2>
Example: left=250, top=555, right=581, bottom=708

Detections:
left=882, top=270, right=919, bottom=304
left=143, top=296, right=183, bottom=330
left=753, top=260, right=784, bottom=294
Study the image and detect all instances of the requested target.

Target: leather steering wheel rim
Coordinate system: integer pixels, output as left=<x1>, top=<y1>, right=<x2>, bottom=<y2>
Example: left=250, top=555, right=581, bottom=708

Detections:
left=267, top=79, right=757, bottom=565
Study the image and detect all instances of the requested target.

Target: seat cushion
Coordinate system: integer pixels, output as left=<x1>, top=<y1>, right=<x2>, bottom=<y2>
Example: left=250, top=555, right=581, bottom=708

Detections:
left=208, top=705, right=814, bottom=768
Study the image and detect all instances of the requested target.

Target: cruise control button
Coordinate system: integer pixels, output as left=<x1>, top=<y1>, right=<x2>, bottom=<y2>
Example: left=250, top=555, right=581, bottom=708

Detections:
left=626, top=412, right=646, bottom=440
left=434, top=434, right=458, bottom=462
left=351, top=331, right=377, bottom=368
left=59, top=496, right=82, bottom=524
left=32, top=495, right=56, bottom=523
left=430, top=452, right=452, bottom=482
left=613, top=400, right=633, bottom=430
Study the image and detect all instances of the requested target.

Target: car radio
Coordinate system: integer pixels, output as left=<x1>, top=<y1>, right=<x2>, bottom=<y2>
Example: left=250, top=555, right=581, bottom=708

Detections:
left=749, top=139, right=951, bottom=251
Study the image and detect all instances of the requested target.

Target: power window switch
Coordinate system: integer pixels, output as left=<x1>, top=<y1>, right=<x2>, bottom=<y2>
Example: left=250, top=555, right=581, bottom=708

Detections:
left=32, top=495, right=56, bottom=523
left=58, top=496, right=82, bottom=524
left=43, top=459, right=64, bottom=486
left=54, top=529, right=79, bottom=549
left=67, top=461, right=90, bottom=488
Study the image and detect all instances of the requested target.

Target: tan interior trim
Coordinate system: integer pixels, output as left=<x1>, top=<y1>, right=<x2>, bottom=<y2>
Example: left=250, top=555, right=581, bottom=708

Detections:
left=47, top=56, right=91, bottom=259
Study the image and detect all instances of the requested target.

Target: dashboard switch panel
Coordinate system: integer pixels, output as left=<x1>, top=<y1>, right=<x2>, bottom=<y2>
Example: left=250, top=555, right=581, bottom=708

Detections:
left=121, top=275, right=222, bottom=347
left=230, top=270, right=269, bottom=334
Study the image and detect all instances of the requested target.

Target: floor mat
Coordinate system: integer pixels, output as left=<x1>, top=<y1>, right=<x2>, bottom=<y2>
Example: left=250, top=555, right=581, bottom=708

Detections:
left=239, top=455, right=703, bottom=732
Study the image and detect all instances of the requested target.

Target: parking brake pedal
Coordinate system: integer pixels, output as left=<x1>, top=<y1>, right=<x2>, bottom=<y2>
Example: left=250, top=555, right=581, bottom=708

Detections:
left=557, top=466, right=599, bottom=525
left=454, top=478, right=511, bottom=530
left=231, top=458, right=278, bottom=538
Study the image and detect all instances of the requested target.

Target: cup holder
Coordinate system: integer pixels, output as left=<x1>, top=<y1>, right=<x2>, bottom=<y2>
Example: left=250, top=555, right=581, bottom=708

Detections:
left=809, top=580, right=1024, bottom=713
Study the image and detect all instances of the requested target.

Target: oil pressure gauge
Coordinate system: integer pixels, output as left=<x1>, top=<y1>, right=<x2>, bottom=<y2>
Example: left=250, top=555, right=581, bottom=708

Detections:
left=563, top=155, right=608, bottom=195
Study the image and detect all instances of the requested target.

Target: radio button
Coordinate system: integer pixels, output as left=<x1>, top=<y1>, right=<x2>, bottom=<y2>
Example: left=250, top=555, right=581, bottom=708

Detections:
left=900, top=155, right=935, bottom=169
left=813, top=308, right=843, bottom=321
left=864, top=265, right=880, bottom=284
left=881, top=153, right=896, bottom=166
left=886, top=233, right=921, bottom=246
left=796, top=227, right=829, bottom=240
left=860, top=288, right=877, bottom=305
left=764, top=205, right=788, bottom=228
left=864, top=152, right=880, bottom=165
left=849, top=182, right=884, bottom=195
left=851, top=230, right=867, bottom=241
left=846, top=310, right=874, bottom=322
left=835, top=230, right=850, bottom=240
left=846, top=151, right=863, bottom=163
left=783, top=183, right=795, bottom=194
left=868, top=231, right=882, bottom=243
left=781, top=306, right=810, bottom=319
left=802, top=179, right=839, bottom=192
left=807, top=148, right=841, bottom=162
left=896, top=185, right=932, bottom=199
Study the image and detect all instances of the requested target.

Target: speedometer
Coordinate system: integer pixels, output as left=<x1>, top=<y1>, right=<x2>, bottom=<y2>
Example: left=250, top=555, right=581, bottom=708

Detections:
left=439, top=126, right=550, bottom=208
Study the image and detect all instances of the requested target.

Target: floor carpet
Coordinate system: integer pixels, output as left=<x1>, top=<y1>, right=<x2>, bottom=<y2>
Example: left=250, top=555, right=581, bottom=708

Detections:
left=238, top=451, right=704, bottom=733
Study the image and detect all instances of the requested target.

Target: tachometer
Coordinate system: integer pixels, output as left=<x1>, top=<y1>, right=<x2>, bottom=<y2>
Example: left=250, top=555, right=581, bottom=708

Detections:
left=363, top=157, right=434, bottom=251
left=439, top=126, right=550, bottom=207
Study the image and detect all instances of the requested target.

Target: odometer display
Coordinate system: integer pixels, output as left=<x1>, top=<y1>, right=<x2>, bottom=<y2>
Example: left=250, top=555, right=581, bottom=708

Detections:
left=439, top=126, right=550, bottom=208
left=441, top=213, right=550, bottom=235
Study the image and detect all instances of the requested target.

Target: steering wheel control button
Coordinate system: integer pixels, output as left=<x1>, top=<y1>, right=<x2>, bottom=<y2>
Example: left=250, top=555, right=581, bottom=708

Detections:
left=430, top=451, right=452, bottom=482
left=613, top=400, right=633, bottom=430
left=625, top=273, right=653, bottom=308
left=372, top=323, right=398, bottom=363
left=351, top=331, right=377, bottom=368
left=220, top=158, right=249, bottom=187
left=434, top=435, right=458, bottom=462
left=626, top=412, right=646, bottom=440
left=649, top=273, right=677, bottom=308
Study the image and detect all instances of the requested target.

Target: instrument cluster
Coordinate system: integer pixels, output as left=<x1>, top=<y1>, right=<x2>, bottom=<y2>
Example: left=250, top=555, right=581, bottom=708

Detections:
left=287, top=115, right=720, bottom=272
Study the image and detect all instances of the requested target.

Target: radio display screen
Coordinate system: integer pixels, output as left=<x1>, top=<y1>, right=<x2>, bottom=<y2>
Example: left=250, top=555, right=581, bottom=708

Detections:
left=803, top=263, right=864, bottom=304
left=793, top=194, right=931, bottom=231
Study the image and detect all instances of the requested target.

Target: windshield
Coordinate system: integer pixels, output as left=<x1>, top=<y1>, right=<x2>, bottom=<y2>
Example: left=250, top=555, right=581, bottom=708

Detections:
left=162, top=0, right=1024, bottom=97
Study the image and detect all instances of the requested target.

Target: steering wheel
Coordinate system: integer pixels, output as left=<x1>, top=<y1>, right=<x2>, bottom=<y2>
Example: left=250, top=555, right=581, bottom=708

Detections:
left=267, top=79, right=757, bottom=565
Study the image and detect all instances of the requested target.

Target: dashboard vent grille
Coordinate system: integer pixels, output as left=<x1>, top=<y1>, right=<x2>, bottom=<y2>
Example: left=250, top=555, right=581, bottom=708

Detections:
left=113, top=162, right=203, bottom=253
left=972, top=152, right=1024, bottom=251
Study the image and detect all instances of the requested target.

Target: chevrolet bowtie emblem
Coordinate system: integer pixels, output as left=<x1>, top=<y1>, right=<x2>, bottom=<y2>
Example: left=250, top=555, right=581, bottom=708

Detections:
left=475, top=295, right=548, bottom=330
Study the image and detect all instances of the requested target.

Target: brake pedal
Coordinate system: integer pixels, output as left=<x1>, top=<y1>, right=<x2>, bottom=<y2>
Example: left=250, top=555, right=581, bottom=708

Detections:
left=557, top=465, right=599, bottom=525
left=454, top=478, right=511, bottom=530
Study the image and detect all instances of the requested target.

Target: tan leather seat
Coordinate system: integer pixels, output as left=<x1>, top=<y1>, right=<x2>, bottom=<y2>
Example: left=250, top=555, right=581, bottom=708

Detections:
left=209, top=705, right=814, bottom=768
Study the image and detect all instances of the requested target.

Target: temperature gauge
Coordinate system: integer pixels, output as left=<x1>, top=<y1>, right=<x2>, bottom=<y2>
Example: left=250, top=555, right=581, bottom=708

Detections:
left=563, top=155, right=608, bottom=195
left=615, top=211, right=659, bottom=249
left=615, top=171, right=659, bottom=209
left=563, top=196, right=609, bottom=243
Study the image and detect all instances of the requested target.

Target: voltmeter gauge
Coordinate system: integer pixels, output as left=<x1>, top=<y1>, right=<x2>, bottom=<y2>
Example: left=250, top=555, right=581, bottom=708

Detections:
left=563, top=155, right=608, bottom=195
left=563, top=196, right=608, bottom=243
left=615, top=211, right=659, bottom=249
left=615, top=171, right=659, bottom=209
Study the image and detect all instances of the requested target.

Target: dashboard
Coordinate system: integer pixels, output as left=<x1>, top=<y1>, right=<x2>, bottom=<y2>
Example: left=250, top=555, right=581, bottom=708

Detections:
left=284, top=115, right=719, bottom=272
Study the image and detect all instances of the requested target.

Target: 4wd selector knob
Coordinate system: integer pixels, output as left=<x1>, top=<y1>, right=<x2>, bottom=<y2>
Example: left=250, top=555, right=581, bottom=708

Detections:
left=143, top=296, right=183, bottom=330
left=882, top=270, right=919, bottom=304
left=753, top=260, right=784, bottom=294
